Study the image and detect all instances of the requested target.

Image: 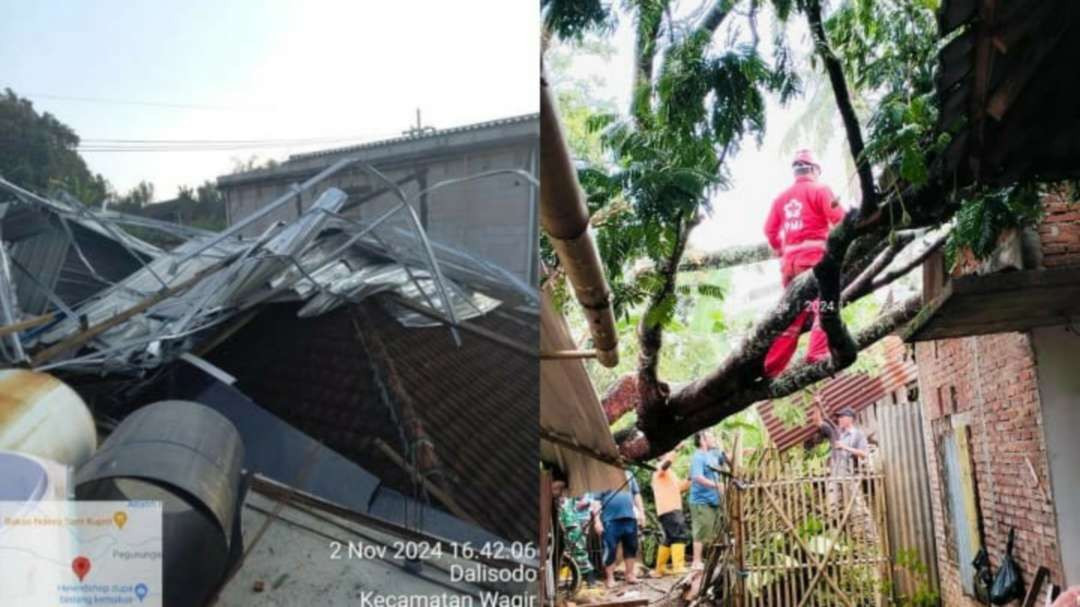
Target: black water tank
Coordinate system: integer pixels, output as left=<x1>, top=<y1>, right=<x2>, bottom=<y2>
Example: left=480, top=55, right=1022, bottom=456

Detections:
left=76, top=400, right=245, bottom=607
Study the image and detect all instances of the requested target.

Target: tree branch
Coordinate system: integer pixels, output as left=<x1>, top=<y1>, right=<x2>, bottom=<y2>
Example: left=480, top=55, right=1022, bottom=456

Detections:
left=617, top=295, right=921, bottom=460
left=866, top=230, right=949, bottom=293
left=805, top=0, right=877, bottom=214
left=637, top=215, right=697, bottom=388
left=697, top=0, right=735, bottom=35
left=678, top=242, right=774, bottom=272
left=758, top=295, right=921, bottom=399
left=840, top=231, right=917, bottom=302
left=610, top=0, right=961, bottom=462
left=631, top=1, right=665, bottom=122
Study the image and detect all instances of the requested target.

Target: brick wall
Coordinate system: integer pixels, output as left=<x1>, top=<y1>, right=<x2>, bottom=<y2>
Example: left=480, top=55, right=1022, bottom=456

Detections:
left=915, top=333, right=1063, bottom=606
left=1038, top=190, right=1080, bottom=268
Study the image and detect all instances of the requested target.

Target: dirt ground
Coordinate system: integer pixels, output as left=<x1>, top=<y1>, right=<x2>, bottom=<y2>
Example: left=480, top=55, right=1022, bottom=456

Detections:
left=566, top=569, right=694, bottom=606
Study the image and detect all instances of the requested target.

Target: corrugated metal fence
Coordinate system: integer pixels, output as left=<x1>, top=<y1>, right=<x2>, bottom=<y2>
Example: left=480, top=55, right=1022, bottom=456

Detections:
left=874, top=397, right=940, bottom=599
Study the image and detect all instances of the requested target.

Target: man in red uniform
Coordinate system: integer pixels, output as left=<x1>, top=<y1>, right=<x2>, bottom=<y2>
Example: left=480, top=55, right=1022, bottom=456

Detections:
left=762, top=149, right=845, bottom=378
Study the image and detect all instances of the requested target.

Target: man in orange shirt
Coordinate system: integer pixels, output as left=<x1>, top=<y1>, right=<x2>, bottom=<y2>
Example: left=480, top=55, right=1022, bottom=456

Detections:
left=650, top=450, right=691, bottom=576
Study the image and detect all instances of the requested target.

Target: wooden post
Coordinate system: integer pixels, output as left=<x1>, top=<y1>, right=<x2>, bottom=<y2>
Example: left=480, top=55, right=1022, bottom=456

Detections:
left=733, top=435, right=746, bottom=607
left=539, top=468, right=552, bottom=607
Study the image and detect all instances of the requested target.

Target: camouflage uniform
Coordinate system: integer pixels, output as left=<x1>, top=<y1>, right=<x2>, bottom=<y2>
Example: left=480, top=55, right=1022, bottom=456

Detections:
left=558, top=498, right=594, bottom=577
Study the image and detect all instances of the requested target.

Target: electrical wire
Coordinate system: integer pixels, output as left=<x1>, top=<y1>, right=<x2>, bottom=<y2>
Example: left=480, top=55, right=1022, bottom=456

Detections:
left=77, top=139, right=375, bottom=153
left=75, top=133, right=400, bottom=153
left=23, top=92, right=274, bottom=112
left=80, top=135, right=380, bottom=144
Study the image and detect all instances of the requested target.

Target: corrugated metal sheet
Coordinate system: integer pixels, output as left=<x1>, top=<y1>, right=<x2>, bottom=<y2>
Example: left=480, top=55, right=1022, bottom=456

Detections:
left=759, top=336, right=918, bottom=451
left=878, top=398, right=940, bottom=598
left=9, top=229, right=67, bottom=314
left=288, top=113, right=539, bottom=162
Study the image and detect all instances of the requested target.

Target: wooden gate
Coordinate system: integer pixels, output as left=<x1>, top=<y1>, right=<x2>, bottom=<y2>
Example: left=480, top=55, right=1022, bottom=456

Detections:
left=716, top=450, right=891, bottom=607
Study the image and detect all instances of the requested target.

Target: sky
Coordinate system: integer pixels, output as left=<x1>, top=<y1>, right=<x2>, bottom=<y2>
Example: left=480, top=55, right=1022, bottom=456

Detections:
left=553, top=2, right=858, bottom=252
left=1, top=1, right=539, bottom=200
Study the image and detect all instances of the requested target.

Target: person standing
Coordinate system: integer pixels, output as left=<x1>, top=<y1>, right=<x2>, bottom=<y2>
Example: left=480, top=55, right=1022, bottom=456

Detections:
left=827, top=407, right=877, bottom=545
left=574, top=492, right=603, bottom=575
left=594, top=470, right=646, bottom=588
left=650, top=450, right=691, bottom=577
left=762, top=149, right=846, bottom=378
left=552, top=479, right=598, bottom=589
left=688, top=431, right=728, bottom=570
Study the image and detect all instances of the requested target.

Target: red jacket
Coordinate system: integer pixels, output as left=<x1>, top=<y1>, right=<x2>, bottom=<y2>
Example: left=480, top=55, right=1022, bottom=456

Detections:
left=764, top=175, right=844, bottom=266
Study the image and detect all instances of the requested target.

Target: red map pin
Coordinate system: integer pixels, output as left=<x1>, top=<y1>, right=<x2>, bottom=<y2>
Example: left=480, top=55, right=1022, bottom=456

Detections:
left=72, top=556, right=91, bottom=582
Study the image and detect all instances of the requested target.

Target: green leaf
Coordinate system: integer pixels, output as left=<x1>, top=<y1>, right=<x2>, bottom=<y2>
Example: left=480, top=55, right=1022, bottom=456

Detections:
left=900, top=146, right=928, bottom=186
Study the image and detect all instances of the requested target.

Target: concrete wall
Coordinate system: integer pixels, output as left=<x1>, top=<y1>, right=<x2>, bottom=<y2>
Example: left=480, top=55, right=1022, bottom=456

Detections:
left=218, top=121, right=539, bottom=285
left=1031, top=325, right=1080, bottom=586
left=916, top=332, right=1063, bottom=606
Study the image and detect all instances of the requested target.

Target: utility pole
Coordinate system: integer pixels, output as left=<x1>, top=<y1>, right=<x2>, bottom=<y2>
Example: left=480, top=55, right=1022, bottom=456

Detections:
left=402, top=108, right=436, bottom=138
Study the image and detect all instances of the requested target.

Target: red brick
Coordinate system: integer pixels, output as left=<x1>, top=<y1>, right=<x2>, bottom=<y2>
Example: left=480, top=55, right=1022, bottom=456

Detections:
left=917, top=330, right=1064, bottom=606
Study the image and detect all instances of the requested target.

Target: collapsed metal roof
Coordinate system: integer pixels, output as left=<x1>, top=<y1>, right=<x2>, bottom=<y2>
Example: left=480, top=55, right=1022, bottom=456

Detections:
left=0, top=159, right=538, bottom=374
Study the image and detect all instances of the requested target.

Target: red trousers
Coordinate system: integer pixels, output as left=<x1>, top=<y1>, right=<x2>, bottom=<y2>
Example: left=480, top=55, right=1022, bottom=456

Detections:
left=763, top=256, right=830, bottom=378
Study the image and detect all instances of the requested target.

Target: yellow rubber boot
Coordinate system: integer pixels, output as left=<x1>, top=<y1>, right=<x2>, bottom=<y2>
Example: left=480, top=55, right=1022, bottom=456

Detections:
left=654, top=545, right=671, bottom=577
left=670, top=543, right=688, bottom=575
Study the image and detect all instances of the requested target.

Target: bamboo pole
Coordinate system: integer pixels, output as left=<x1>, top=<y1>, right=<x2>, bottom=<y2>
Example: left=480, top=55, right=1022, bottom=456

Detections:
left=30, top=256, right=235, bottom=367
left=539, top=349, right=597, bottom=360
left=0, top=313, right=54, bottom=338
left=539, top=427, right=630, bottom=470
left=773, top=457, right=781, bottom=604
left=785, top=469, right=795, bottom=607
left=371, top=438, right=475, bottom=525
left=734, top=456, right=746, bottom=607
left=540, top=67, right=618, bottom=367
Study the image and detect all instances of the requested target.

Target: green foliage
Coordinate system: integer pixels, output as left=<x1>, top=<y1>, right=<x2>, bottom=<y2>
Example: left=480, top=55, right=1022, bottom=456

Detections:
left=826, top=0, right=943, bottom=187
left=885, top=548, right=940, bottom=606
left=773, top=396, right=806, bottom=429
left=541, top=0, right=615, bottom=41
left=546, top=36, right=619, bottom=167
left=230, top=154, right=279, bottom=175
left=567, top=267, right=735, bottom=395
left=825, top=0, right=1039, bottom=264
left=111, top=181, right=155, bottom=212
left=581, top=34, right=798, bottom=318
left=0, top=88, right=110, bottom=204
left=945, top=182, right=1044, bottom=267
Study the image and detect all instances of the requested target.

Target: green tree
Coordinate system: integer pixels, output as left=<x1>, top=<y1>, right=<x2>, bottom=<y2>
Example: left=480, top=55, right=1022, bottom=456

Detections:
left=176, top=184, right=197, bottom=203
left=0, top=88, right=110, bottom=203
left=195, top=180, right=223, bottom=208
left=112, top=181, right=155, bottom=212
left=545, top=0, right=1051, bottom=461
left=230, top=154, right=279, bottom=174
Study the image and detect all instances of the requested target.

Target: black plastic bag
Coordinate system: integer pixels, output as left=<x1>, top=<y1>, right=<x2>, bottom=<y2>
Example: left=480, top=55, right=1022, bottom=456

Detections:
left=990, top=529, right=1024, bottom=604
left=972, top=546, right=993, bottom=603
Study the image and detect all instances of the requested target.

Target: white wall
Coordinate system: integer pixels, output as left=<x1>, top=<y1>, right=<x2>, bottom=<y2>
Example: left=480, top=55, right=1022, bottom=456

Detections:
left=1032, top=325, right=1080, bottom=585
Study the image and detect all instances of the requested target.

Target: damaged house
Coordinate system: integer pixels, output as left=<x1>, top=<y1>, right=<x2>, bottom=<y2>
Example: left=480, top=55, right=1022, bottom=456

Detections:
left=0, top=115, right=539, bottom=604
left=896, top=1, right=1080, bottom=602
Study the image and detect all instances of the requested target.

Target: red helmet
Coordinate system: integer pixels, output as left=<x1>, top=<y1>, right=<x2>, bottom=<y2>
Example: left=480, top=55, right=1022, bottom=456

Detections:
left=792, top=149, right=820, bottom=171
